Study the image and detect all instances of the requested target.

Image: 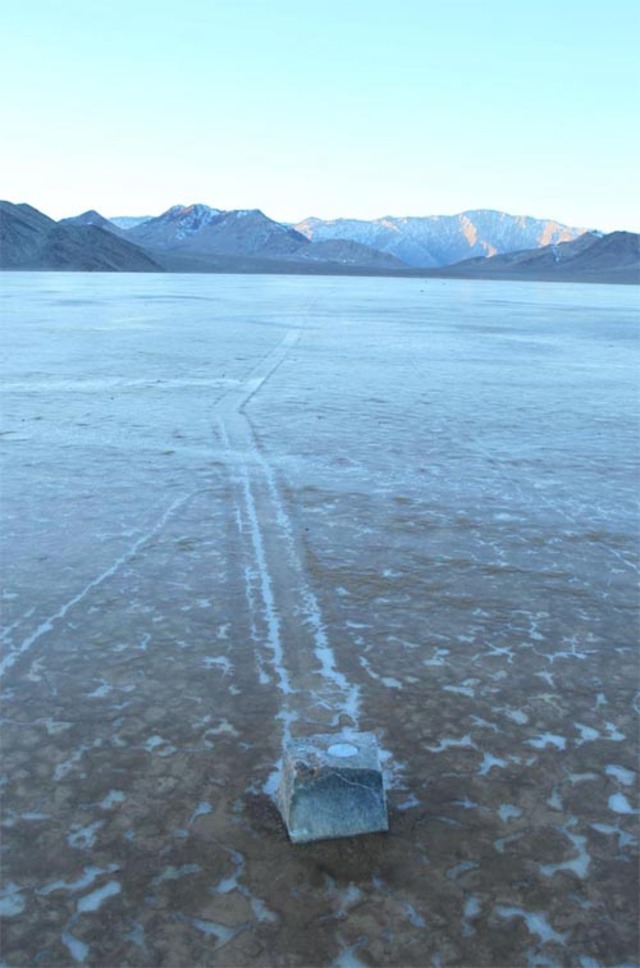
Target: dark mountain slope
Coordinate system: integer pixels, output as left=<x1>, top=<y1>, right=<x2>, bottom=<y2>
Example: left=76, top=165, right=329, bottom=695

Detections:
left=59, top=210, right=124, bottom=235
left=441, top=231, right=639, bottom=284
left=0, top=201, right=163, bottom=272
left=38, top=224, right=164, bottom=272
left=0, top=202, right=56, bottom=267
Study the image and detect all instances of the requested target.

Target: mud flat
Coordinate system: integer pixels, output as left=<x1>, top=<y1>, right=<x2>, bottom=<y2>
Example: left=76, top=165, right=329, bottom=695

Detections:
left=1, top=273, right=638, bottom=966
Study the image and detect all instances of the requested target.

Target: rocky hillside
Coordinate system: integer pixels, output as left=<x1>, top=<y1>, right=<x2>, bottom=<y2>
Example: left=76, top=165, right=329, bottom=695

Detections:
left=127, top=205, right=304, bottom=256
left=0, top=202, right=163, bottom=272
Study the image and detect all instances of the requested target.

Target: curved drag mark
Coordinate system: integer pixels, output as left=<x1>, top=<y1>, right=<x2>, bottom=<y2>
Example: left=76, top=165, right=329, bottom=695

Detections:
left=214, top=328, right=361, bottom=792
left=0, top=490, right=205, bottom=678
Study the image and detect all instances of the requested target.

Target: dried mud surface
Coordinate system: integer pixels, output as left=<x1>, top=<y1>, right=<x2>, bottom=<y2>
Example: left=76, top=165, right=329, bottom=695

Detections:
left=1, top=274, right=638, bottom=967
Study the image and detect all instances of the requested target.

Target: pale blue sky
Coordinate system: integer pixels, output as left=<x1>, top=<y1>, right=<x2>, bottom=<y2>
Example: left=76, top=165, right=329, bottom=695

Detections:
left=1, top=0, right=638, bottom=230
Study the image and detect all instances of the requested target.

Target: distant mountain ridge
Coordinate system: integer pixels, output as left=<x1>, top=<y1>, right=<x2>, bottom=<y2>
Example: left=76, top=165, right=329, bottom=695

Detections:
left=105, top=203, right=592, bottom=270
left=293, top=210, right=590, bottom=267
left=1, top=200, right=637, bottom=282
left=107, top=205, right=591, bottom=268
left=109, top=215, right=153, bottom=231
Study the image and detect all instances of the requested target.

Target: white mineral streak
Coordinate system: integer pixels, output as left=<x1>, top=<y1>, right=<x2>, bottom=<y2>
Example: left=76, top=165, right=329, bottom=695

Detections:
left=0, top=490, right=203, bottom=677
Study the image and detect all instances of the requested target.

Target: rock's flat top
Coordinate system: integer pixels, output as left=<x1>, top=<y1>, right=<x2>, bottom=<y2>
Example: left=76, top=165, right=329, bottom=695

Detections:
left=284, top=732, right=382, bottom=773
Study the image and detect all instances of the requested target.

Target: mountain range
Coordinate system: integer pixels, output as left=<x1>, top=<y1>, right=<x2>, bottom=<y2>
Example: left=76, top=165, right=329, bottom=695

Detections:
left=1, top=200, right=638, bottom=283
left=109, top=205, right=590, bottom=270
left=118, top=205, right=407, bottom=271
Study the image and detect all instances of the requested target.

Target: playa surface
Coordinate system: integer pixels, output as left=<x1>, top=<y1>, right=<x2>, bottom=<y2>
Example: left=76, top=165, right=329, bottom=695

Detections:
left=1, top=274, right=638, bottom=966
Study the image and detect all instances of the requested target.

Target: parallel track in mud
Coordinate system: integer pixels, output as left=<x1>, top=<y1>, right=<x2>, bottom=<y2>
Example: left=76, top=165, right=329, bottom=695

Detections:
left=213, top=329, right=361, bottom=791
left=1, top=328, right=362, bottom=752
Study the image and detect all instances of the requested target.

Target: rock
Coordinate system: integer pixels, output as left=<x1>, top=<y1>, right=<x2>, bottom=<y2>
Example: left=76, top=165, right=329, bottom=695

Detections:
left=277, top=733, right=388, bottom=844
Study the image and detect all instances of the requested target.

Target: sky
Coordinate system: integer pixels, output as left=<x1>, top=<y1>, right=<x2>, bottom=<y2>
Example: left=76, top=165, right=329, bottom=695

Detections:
left=1, top=0, right=638, bottom=231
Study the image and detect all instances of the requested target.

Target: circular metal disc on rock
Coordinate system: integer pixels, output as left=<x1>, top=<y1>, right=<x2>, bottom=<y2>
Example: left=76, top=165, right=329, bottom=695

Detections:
left=327, top=742, right=359, bottom=758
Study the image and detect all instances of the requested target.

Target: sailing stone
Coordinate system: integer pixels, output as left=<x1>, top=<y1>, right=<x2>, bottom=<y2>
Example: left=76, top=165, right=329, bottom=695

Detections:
left=278, top=732, right=388, bottom=844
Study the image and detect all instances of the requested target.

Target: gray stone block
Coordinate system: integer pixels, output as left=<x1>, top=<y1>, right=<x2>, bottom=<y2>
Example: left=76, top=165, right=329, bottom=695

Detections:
left=277, top=732, right=388, bottom=844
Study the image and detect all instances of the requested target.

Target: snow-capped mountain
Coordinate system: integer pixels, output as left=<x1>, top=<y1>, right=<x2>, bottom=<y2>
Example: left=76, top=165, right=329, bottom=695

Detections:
left=294, top=210, right=589, bottom=268
left=109, top=215, right=153, bottom=231
left=126, top=204, right=227, bottom=249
